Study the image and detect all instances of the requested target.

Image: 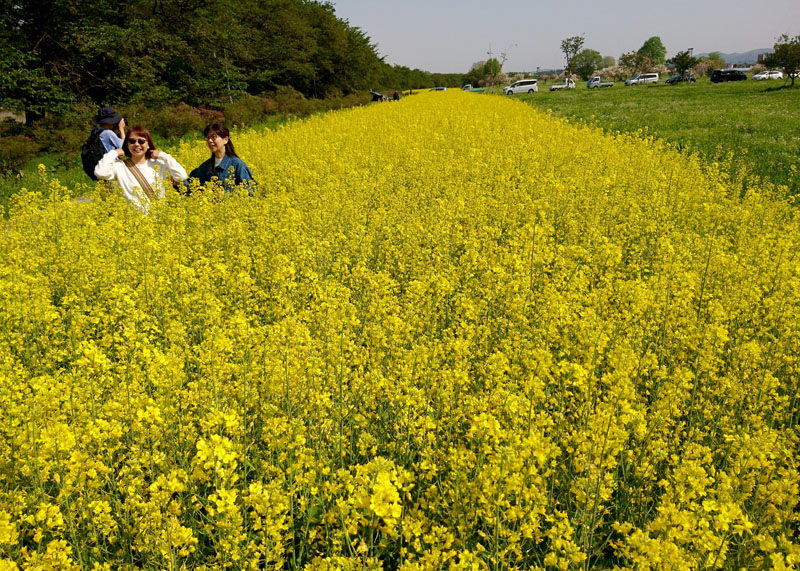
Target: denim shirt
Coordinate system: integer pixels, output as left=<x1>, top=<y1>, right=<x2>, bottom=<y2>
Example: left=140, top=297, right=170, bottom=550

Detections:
left=186, top=154, right=254, bottom=195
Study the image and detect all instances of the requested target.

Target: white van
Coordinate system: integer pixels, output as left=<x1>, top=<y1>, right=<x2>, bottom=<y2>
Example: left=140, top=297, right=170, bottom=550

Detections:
left=503, top=79, right=538, bottom=94
left=625, top=73, right=659, bottom=85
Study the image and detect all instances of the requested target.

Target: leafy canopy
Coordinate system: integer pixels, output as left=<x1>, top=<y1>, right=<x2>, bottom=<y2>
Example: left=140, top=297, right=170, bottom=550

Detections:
left=573, top=49, right=603, bottom=80
left=560, top=36, right=585, bottom=78
left=638, top=36, right=667, bottom=64
left=763, top=35, right=800, bottom=86
left=668, top=50, right=699, bottom=76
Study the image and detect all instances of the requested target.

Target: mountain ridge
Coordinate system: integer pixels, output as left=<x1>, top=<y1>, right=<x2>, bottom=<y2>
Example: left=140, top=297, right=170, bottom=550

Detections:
left=696, top=48, right=773, bottom=64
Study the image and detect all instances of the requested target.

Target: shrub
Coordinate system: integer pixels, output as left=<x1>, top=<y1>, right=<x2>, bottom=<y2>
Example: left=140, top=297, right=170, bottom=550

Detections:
left=31, top=101, right=97, bottom=168
left=124, top=103, right=225, bottom=139
left=0, top=135, right=40, bottom=175
left=222, top=94, right=279, bottom=126
left=274, top=85, right=311, bottom=114
left=0, top=118, right=27, bottom=138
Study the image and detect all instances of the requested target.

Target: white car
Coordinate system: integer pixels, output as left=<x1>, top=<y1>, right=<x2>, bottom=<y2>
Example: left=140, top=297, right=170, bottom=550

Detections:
left=625, top=73, right=659, bottom=85
left=503, top=79, right=539, bottom=94
left=752, top=70, right=784, bottom=80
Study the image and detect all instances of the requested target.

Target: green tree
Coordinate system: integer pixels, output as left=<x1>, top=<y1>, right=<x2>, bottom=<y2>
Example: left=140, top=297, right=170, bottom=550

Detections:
left=560, top=35, right=585, bottom=78
left=0, top=0, right=388, bottom=110
left=764, top=35, right=800, bottom=86
left=638, top=36, right=667, bottom=64
left=484, top=57, right=502, bottom=77
left=0, top=46, right=73, bottom=124
left=573, top=49, right=602, bottom=80
left=463, top=61, right=486, bottom=86
left=619, top=51, right=653, bottom=75
left=601, top=55, right=615, bottom=68
left=668, top=50, right=699, bottom=76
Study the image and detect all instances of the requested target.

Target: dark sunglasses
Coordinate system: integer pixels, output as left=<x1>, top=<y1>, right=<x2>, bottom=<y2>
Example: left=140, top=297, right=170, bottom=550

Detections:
left=127, top=138, right=147, bottom=145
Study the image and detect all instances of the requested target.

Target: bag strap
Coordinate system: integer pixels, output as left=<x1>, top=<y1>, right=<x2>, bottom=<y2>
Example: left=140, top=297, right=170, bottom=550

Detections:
left=123, top=158, right=155, bottom=201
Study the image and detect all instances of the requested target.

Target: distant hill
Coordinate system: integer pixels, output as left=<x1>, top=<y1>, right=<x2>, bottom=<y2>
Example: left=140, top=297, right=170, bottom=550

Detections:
left=696, top=48, right=773, bottom=64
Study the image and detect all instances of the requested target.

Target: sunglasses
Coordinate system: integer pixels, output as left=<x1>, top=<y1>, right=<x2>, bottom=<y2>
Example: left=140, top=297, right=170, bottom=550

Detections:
left=127, top=138, right=148, bottom=145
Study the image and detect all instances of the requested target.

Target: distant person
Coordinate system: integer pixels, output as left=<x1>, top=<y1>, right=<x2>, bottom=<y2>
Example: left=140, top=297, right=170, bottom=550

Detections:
left=81, top=106, right=127, bottom=180
left=185, top=123, right=254, bottom=195
left=94, top=126, right=187, bottom=213
left=392, top=91, right=400, bottom=101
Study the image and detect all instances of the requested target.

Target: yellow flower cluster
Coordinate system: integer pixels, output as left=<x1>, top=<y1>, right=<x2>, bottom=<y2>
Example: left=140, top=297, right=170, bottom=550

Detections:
left=1, top=90, right=799, bottom=569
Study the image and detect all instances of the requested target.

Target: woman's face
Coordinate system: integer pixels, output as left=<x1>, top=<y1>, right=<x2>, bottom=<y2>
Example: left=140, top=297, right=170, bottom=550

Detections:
left=206, top=132, right=229, bottom=155
left=127, top=135, right=149, bottom=161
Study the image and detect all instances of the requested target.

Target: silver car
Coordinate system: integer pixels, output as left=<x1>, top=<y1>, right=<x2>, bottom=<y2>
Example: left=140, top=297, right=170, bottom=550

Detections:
left=503, top=79, right=539, bottom=94
left=625, top=73, right=659, bottom=85
left=752, top=70, right=784, bottom=80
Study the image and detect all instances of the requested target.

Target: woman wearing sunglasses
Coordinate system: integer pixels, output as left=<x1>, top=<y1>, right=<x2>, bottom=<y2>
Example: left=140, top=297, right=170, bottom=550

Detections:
left=95, top=126, right=188, bottom=213
left=185, top=123, right=254, bottom=195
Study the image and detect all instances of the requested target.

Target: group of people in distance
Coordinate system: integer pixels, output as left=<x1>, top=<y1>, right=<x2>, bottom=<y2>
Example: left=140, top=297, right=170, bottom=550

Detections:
left=90, top=106, right=254, bottom=213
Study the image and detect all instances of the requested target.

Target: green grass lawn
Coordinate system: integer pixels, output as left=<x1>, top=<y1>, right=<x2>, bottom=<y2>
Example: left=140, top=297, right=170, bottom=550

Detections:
left=510, top=77, right=800, bottom=194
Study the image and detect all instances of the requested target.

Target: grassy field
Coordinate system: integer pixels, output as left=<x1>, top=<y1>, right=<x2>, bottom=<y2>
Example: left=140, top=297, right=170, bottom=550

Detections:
left=508, top=77, right=800, bottom=194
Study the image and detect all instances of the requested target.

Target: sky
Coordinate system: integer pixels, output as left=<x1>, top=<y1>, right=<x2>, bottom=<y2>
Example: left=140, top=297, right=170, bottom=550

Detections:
left=330, top=0, right=800, bottom=73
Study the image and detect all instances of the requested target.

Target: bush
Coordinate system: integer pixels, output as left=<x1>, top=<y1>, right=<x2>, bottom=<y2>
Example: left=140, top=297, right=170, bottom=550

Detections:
left=222, top=94, right=279, bottom=126
left=31, top=101, right=97, bottom=168
left=124, top=103, right=224, bottom=139
left=0, top=135, right=40, bottom=176
left=274, top=86, right=311, bottom=114
left=0, top=118, right=27, bottom=138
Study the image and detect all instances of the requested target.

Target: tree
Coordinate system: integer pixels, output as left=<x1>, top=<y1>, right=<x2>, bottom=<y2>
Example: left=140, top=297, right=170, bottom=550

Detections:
left=573, top=49, right=602, bottom=80
left=484, top=57, right=502, bottom=77
left=0, top=0, right=389, bottom=110
left=764, top=35, right=800, bottom=86
left=693, top=52, right=726, bottom=77
left=638, top=36, right=667, bottom=64
left=0, top=46, right=73, bottom=124
left=560, top=35, right=585, bottom=78
left=601, top=55, right=615, bottom=68
left=619, top=51, right=652, bottom=75
left=463, top=60, right=486, bottom=86
left=668, top=50, right=699, bottom=76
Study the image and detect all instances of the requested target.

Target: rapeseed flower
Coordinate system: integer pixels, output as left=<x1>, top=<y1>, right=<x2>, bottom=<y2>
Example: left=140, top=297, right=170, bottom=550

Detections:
left=0, top=90, right=798, bottom=569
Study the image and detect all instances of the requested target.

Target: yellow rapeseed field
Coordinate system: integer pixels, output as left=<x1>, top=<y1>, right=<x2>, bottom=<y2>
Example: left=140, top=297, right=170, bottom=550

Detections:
left=1, top=90, right=799, bottom=570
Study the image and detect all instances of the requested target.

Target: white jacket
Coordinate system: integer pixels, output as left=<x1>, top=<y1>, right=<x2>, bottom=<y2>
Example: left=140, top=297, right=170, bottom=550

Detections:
left=95, top=149, right=188, bottom=213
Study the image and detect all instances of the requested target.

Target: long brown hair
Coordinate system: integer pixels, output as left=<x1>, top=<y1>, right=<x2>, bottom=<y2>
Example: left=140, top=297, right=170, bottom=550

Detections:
left=204, top=123, right=239, bottom=158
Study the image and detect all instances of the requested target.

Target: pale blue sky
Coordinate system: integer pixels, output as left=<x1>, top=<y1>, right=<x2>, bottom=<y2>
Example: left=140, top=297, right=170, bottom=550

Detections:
left=331, top=0, right=800, bottom=73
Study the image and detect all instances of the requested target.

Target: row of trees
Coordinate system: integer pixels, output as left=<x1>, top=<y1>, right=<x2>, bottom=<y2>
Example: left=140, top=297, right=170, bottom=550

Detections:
left=561, top=35, right=670, bottom=80
left=560, top=34, right=800, bottom=83
left=0, top=0, right=461, bottom=124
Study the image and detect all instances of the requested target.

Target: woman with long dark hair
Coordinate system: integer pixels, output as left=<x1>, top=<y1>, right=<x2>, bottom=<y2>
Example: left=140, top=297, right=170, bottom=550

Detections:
left=94, top=125, right=187, bottom=213
left=186, top=123, right=254, bottom=194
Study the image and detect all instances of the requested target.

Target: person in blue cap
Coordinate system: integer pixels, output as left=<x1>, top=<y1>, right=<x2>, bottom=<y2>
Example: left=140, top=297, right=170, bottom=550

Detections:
left=92, top=107, right=127, bottom=153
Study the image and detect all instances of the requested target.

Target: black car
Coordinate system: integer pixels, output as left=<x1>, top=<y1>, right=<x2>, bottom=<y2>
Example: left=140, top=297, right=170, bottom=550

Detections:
left=666, top=72, right=696, bottom=84
left=710, top=69, right=747, bottom=83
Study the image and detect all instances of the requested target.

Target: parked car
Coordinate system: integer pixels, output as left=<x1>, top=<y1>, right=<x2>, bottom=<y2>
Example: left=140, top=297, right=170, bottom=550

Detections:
left=587, top=76, right=614, bottom=88
left=503, top=79, right=539, bottom=94
left=710, top=69, right=747, bottom=83
left=751, top=70, right=784, bottom=80
left=666, top=72, right=695, bottom=84
left=428, top=86, right=447, bottom=91
left=462, top=84, right=473, bottom=90
left=549, top=78, right=576, bottom=91
left=625, top=73, right=659, bottom=85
